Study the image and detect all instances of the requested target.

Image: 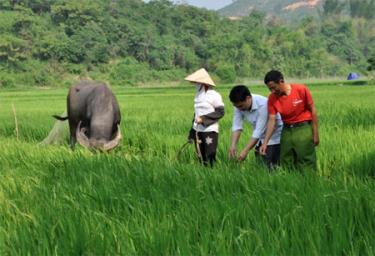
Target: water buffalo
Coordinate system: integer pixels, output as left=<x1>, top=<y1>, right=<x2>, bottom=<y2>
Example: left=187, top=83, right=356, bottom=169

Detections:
left=54, top=80, right=121, bottom=151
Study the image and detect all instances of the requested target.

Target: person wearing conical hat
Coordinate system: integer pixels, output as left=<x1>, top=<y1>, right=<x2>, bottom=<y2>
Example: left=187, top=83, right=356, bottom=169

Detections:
left=185, top=68, right=225, bottom=167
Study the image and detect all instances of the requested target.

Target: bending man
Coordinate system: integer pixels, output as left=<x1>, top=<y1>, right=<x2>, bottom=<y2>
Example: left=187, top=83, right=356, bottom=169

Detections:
left=229, top=85, right=283, bottom=169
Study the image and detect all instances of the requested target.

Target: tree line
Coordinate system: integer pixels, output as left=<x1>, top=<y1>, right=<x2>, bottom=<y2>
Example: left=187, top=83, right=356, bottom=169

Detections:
left=323, top=0, right=375, bottom=19
left=0, top=0, right=374, bottom=87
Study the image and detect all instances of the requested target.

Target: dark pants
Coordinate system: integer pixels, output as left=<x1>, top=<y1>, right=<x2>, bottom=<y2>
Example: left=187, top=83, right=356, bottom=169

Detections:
left=193, top=131, right=218, bottom=167
left=255, top=142, right=280, bottom=170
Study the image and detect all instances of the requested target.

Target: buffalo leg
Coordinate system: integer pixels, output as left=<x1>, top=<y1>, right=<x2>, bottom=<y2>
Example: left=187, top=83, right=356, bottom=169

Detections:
left=69, top=120, right=78, bottom=150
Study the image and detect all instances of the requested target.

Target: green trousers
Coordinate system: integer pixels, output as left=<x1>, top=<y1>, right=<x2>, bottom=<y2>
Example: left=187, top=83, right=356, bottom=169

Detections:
left=280, top=124, right=316, bottom=171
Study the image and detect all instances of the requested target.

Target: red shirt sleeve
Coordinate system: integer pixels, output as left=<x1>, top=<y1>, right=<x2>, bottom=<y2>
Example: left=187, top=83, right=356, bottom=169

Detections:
left=267, top=94, right=277, bottom=115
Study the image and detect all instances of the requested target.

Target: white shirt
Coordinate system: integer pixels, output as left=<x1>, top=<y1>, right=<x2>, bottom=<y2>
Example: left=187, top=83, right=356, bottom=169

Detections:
left=232, top=94, right=283, bottom=145
left=193, top=86, right=224, bottom=133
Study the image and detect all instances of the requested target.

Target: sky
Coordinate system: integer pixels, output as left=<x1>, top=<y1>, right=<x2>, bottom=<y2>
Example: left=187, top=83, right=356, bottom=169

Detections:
left=144, top=0, right=233, bottom=10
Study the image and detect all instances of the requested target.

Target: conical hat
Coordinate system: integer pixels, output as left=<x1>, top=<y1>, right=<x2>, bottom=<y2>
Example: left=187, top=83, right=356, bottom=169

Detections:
left=184, top=68, right=216, bottom=87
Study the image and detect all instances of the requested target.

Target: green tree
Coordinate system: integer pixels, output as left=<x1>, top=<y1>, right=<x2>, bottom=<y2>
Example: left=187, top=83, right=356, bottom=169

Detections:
left=323, top=0, right=346, bottom=16
left=19, top=0, right=54, bottom=14
left=350, top=0, right=375, bottom=19
left=67, top=22, right=110, bottom=64
left=51, top=0, right=105, bottom=35
left=216, top=63, right=236, bottom=83
left=0, top=0, right=373, bottom=86
left=368, top=55, right=375, bottom=71
left=0, top=35, right=28, bottom=68
left=322, top=20, right=365, bottom=66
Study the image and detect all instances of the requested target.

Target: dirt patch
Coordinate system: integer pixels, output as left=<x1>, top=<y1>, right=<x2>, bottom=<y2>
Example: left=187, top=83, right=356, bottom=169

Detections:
left=283, top=0, right=320, bottom=11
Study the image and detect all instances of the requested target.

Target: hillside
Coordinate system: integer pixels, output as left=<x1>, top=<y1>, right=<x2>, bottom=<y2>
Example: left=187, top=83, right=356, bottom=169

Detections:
left=0, top=0, right=374, bottom=88
left=219, top=0, right=375, bottom=21
left=219, top=0, right=324, bottom=21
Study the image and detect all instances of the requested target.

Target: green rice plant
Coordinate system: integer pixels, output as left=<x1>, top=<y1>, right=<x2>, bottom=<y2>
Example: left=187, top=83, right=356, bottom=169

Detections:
left=0, top=83, right=375, bottom=254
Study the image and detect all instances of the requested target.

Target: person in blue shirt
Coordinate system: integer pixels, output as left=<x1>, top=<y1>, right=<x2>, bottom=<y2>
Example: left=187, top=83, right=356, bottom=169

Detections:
left=228, top=85, right=283, bottom=169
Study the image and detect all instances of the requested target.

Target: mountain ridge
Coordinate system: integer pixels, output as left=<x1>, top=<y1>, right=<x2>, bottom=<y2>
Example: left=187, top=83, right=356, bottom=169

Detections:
left=218, top=0, right=324, bottom=21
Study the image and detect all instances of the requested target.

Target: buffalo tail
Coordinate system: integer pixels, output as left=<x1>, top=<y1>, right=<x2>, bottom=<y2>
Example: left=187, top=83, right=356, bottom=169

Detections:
left=53, top=115, right=68, bottom=121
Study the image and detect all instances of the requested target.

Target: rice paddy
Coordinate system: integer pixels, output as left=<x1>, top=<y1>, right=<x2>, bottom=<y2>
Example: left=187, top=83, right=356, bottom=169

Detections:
left=0, top=82, right=375, bottom=254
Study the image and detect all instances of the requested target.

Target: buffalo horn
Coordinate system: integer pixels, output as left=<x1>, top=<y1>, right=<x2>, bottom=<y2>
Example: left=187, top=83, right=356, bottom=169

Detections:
left=76, top=121, right=90, bottom=148
left=102, top=125, right=122, bottom=151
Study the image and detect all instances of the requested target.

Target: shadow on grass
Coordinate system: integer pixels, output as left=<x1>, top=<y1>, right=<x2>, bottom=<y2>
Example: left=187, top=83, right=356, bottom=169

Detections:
left=343, top=80, right=368, bottom=86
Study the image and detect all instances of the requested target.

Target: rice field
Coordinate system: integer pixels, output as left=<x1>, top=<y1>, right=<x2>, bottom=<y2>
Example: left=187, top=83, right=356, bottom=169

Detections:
left=0, top=82, right=375, bottom=254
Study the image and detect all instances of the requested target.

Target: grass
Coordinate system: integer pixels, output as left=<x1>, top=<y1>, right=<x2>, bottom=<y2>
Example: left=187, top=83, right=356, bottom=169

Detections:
left=0, top=82, right=375, bottom=254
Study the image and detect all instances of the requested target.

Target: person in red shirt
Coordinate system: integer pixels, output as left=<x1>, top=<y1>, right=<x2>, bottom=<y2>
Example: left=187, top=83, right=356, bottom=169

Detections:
left=259, top=70, right=319, bottom=170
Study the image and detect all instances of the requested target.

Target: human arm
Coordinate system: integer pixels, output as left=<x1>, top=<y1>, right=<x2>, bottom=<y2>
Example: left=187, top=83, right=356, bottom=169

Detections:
left=196, top=91, right=225, bottom=126
left=238, top=137, right=259, bottom=161
left=229, top=130, right=241, bottom=159
left=187, top=113, right=196, bottom=143
left=259, top=114, right=276, bottom=155
left=238, top=104, right=267, bottom=161
left=228, top=108, right=244, bottom=158
left=198, top=106, right=225, bottom=126
left=309, top=104, right=319, bottom=146
left=304, top=86, right=319, bottom=146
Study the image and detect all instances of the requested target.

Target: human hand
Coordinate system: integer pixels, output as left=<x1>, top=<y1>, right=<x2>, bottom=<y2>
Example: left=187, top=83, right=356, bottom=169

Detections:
left=238, top=148, right=249, bottom=161
left=195, top=116, right=203, bottom=124
left=228, top=147, right=237, bottom=159
left=259, top=144, right=267, bottom=155
left=313, top=133, right=319, bottom=146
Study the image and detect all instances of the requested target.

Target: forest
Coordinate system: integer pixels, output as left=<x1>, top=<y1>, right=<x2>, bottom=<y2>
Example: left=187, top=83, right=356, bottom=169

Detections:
left=0, top=0, right=374, bottom=87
